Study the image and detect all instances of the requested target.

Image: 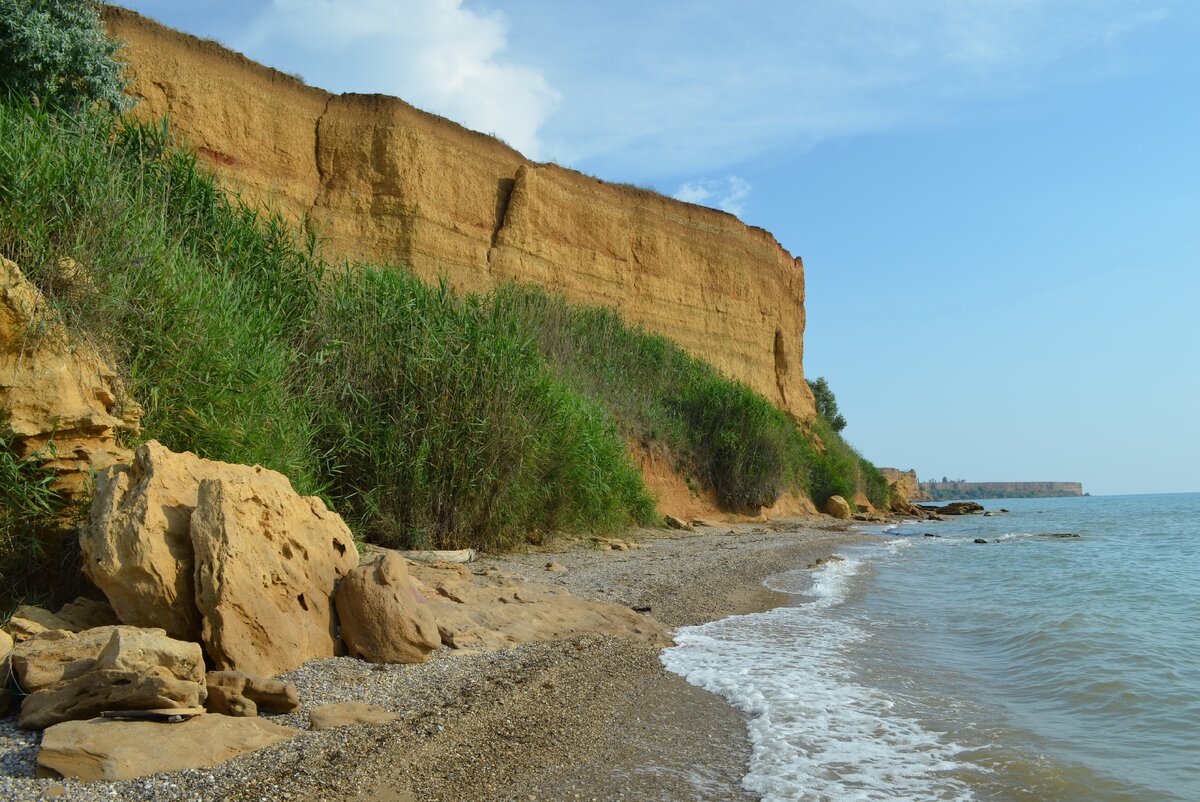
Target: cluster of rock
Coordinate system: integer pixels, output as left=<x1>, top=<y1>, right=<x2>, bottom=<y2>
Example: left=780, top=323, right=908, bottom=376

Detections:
left=1, top=255, right=665, bottom=781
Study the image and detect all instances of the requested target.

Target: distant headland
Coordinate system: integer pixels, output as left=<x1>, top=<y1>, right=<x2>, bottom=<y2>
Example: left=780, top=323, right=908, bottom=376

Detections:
left=879, top=469, right=1084, bottom=501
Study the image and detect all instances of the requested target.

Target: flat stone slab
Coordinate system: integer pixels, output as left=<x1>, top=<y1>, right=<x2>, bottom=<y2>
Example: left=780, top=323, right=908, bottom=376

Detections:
left=37, top=714, right=300, bottom=781
left=309, top=701, right=400, bottom=730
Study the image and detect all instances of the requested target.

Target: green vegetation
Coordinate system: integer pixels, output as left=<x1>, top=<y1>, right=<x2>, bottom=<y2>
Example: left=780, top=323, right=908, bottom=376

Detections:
left=494, top=289, right=888, bottom=513
left=0, top=0, right=128, bottom=111
left=0, top=432, right=71, bottom=605
left=807, top=376, right=848, bottom=433
left=0, top=92, right=888, bottom=594
left=309, top=271, right=654, bottom=550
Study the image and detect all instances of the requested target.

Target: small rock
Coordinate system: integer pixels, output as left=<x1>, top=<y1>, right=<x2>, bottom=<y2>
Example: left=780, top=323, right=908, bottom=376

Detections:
left=53, top=598, right=119, bottom=631
left=205, top=671, right=299, bottom=717
left=973, top=538, right=988, bottom=544
left=309, top=701, right=400, bottom=730
left=662, top=515, right=693, bottom=531
left=923, top=533, right=941, bottom=538
left=544, top=562, right=567, bottom=573
left=806, top=555, right=846, bottom=569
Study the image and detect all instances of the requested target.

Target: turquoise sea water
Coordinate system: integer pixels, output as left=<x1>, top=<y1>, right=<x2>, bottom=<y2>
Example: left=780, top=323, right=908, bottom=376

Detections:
left=662, top=493, right=1200, bottom=801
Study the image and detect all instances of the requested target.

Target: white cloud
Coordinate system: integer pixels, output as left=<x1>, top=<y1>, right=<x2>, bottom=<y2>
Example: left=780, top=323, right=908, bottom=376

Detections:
left=674, top=176, right=752, bottom=217
left=523, top=0, right=1189, bottom=175
left=236, top=0, right=559, bottom=158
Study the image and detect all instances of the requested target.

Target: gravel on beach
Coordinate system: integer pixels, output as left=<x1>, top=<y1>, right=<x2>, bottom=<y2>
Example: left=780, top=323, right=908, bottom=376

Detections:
left=1, top=520, right=872, bottom=802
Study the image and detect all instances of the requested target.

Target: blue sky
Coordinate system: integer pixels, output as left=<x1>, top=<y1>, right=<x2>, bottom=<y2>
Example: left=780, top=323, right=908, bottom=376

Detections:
left=116, top=1, right=1200, bottom=495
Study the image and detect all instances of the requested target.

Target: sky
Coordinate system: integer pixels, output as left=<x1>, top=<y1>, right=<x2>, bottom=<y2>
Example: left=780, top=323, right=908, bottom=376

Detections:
left=116, top=1, right=1200, bottom=495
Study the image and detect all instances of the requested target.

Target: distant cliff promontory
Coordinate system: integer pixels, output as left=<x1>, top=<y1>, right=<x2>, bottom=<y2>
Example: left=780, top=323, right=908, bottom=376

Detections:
left=919, top=481, right=1084, bottom=500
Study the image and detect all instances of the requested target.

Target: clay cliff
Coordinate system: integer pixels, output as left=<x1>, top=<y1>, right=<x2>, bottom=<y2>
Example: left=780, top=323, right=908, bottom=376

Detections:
left=101, top=7, right=815, bottom=419
left=878, top=468, right=927, bottom=502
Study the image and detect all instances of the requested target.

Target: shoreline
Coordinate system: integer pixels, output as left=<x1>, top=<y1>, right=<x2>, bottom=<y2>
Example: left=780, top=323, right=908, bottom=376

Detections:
left=1, top=519, right=876, bottom=802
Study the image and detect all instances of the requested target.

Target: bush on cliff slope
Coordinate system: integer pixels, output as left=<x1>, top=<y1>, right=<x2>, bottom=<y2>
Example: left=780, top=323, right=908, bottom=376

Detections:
left=0, top=0, right=127, bottom=111
left=308, top=270, right=654, bottom=550
left=497, top=287, right=889, bottom=512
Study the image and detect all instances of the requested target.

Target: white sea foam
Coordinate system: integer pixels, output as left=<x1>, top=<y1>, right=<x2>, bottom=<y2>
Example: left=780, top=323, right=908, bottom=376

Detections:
left=661, top=553, right=974, bottom=801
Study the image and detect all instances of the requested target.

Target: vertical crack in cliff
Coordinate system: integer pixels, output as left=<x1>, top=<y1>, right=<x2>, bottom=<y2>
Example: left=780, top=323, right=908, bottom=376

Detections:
left=773, top=327, right=790, bottom=409
left=305, top=94, right=336, bottom=238
left=486, top=169, right=519, bottom=268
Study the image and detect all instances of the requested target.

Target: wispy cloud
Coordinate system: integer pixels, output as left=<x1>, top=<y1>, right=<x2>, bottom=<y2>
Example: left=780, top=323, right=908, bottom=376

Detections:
left=526, top=0, right=1188, bottom=175
left=235, top=0, right=560, bottom=158
left=674, top=176, right=752, bottom=217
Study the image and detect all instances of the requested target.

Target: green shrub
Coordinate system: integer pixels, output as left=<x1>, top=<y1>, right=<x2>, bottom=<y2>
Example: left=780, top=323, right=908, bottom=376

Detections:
left=807, top=376, right=847, bottom=433
left=0, top=104, right=324, bottom=494
left=307, top=270, right=655, bottom=550
left=0, top=432, right=71, bottom=606
left=0, top=0, right=128, bottom=111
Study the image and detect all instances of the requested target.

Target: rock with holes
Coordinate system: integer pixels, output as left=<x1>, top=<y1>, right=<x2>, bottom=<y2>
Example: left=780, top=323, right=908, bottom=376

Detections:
left=335, top=549, right=440, bottom=665
left=37, top=715, right=299, bottom=780
left=18, top=627, right=206, bottom=730
left=191, top=475, right=358, bottom=677
left=81, top=440, right=296, bottom=640
left=204, top=671, right=299, bottom=717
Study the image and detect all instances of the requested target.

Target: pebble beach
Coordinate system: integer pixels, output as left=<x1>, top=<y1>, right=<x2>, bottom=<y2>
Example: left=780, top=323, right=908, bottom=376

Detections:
left=1, top=520, right=868, bottom=802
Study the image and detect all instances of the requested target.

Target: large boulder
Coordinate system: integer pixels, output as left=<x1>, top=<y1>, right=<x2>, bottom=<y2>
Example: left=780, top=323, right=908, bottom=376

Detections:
left=824, top=495, right=852, bottom=520
left=37, top=715, right=299, bottom=781
left=81, top=440, right=293, bottom=640
left=81, top=441, right=358, bottom=676
left=191, top=476, right=358, bottom=677
left=335, top=550, right=440, bottom=665
left=0, top=258, right=140, bottom=505
left=18, top=627, right=206, bottom=730
left=204, top=671, right=299, bottom=717
left=411, top=564, right=671, bottom=652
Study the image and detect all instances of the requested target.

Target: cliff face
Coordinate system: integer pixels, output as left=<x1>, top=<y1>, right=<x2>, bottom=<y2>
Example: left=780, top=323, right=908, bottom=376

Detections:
left=102, top=7, right=814, bottom=418
left=878, top=468, right=926, bottom=502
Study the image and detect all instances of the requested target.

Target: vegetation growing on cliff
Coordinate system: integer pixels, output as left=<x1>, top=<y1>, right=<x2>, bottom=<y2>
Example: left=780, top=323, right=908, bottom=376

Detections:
left=0, top=96, right=886, bottom=586
left=0, top=0, right=127, bottom=111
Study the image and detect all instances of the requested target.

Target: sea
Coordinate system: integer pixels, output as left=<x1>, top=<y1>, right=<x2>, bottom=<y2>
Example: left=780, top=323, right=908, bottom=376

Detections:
left=661, top=493, right=1199, bottom=802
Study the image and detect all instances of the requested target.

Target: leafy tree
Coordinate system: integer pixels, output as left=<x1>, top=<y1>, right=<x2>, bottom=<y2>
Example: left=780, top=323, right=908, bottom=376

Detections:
left=807, top=376, right=847, bottom=433
left=0, top=0, right=128, bottom=111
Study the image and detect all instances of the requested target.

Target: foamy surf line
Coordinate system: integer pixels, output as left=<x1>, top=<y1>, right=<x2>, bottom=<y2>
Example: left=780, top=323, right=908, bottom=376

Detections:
left=661, top=551, right=975, bottom=801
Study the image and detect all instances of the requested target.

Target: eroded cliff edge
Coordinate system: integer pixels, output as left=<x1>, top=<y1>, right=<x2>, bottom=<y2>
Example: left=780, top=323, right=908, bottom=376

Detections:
left=102, top=7, right=815, bottom=419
